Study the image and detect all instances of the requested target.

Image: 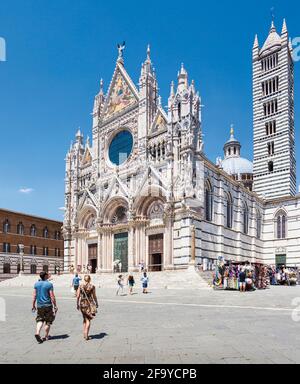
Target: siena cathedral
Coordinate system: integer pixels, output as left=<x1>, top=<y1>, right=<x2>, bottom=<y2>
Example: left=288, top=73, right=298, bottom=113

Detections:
left=63, top=20, right=300, bottom=273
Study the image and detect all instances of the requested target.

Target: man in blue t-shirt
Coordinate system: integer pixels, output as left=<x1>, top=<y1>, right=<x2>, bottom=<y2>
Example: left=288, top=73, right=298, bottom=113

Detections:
left=32, top=271, right=57, bottom=344
left=72, top=274, right=81, bottom=295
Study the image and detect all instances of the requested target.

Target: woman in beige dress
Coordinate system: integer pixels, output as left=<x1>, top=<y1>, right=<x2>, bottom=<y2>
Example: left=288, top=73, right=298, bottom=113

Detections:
left=76, top=275, right=99, bottom=340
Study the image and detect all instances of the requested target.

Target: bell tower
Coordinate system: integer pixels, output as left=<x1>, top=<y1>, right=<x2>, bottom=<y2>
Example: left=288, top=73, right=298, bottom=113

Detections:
left=253, top=19, right=296, bottom=199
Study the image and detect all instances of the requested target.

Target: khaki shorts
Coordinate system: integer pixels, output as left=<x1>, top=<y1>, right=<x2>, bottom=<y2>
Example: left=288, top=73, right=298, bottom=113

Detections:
left=36, top=306, right=55, bottom=325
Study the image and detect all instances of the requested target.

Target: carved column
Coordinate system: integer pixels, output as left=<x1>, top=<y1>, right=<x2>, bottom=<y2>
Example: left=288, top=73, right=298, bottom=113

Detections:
left=128, top=224, right=135, bottom=272
left=97, top=231, right=102, bottom=273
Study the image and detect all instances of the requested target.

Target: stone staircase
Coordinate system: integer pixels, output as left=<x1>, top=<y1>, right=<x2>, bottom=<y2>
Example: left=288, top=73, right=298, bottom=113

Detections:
left=0, top=267, right=211, bottom=290
left=0, top=274, right=18, bottom=283
left=197, top=270, right=214, bottom=288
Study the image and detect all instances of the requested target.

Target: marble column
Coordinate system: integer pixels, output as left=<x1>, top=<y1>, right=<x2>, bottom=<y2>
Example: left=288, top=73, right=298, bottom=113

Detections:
left=128, top=225, right=136, bottom=272
left=164, top=217, right=174, bottom=270
left=97, top=232, right=102, bottom=273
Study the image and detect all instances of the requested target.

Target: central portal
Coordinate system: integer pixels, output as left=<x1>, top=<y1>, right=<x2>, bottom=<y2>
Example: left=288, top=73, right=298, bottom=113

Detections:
left=88, top=244, right=98, bottom=273
left=114, top=232, right=128, bottom=272
left=149, top=234, right=164, bottom=271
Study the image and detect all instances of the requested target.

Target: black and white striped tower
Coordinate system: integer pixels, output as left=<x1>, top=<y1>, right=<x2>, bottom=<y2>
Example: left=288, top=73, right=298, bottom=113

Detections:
left=253, top=19, right=296, bottom=198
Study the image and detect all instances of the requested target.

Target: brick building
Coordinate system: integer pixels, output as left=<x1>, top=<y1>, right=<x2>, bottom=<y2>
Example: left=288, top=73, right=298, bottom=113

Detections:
left=0, top=209, right=64, bottom=279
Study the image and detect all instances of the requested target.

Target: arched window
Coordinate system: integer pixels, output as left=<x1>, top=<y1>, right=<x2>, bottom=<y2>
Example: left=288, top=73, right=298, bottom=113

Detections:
left=43, top=227, right=49, bottom=238
left=178, top=102, right=181, bottom=120
left=225, top=193, right=233, bottom=229
left=3, top=219, right=10, bottom=233
left=256, top=210, right=262, bottom=239
left=275, top=211, right=287, bottom=239
left=268, top=161, right=274, bottom=172
left=243, top=202, right=249, bottom=235
left=205, top=181, right=213, bottom=222
left=3, top=263, right=11, bottom=274
left=3, top=243, right=10, bottom=253
left=17, top=222, right=24, bottom=235
left=30, top=225, right=37, bottom=236
left=30, top=245, right=37, bottom=256
left=112, top=206, right=127, bottom=224
left=54, top=231, right=61, bottom=240
left=85, top=215, right=96, bottom=230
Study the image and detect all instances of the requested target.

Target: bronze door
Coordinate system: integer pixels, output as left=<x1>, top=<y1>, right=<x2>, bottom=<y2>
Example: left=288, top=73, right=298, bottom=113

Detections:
left=114, top=233, right=128, bottom=272
left=149, top=234, right=163, bottom=271
left=88, top=244, right=98, bottom=273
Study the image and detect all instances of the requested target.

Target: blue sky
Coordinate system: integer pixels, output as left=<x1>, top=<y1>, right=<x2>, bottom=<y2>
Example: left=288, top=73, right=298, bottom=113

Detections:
left=0, top=0, right=300, bottom=220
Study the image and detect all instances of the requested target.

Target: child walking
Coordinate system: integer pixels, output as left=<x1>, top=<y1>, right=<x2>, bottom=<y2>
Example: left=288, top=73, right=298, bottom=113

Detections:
left=141, top=272, right=149, bottom=294
left=127, top=275, right=135, bottom=295
left=116, top=275, right=124, bottom=296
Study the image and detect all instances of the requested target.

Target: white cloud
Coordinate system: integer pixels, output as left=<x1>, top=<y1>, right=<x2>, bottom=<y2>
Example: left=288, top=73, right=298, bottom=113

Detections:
left=19, top=187, right=34, bottom=194
left=59, top=207, right=66, bottom=211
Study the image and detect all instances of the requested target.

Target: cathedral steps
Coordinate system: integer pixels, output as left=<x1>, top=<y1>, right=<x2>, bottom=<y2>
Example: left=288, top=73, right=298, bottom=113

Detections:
left=0, top=267, right=211, bottom=290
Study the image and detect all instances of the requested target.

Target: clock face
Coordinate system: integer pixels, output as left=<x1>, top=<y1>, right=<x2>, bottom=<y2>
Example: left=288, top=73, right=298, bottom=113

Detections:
left=109, top=130, right=133, bottom=166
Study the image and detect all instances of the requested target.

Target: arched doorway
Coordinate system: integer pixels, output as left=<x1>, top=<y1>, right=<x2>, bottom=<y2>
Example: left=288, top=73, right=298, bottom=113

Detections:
left=114, top=232, right=129, bottom=272
left=88, top=244, right=98, bottom=273
left=79, top=207, right=98, bottom=273
left=111, top=205, right=129, bottom=272
left=149, top=234, right=164, bottom=271
left=147, top=201, right=165, bottom=272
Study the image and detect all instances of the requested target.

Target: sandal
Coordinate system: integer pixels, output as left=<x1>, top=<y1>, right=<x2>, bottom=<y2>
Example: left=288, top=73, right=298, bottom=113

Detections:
left=35, top=335, right=43, bottom=344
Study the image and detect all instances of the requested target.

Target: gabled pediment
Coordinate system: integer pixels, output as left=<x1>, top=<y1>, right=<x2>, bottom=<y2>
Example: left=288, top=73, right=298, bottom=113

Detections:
left=78, top=189, right=98, bottom=211
left=103, top=175, right=130, bottom=203
left=102, top=63, right=139, bottom=121
left=135, top=165, right=168, bottom=198
left=149, top=107, right=168, bottom=135
left=81, top=147, right=92, bottom=167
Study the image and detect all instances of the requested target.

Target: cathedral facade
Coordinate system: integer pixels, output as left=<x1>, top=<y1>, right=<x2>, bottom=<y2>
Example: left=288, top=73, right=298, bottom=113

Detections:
left=63, top=20, right=300, bottom=273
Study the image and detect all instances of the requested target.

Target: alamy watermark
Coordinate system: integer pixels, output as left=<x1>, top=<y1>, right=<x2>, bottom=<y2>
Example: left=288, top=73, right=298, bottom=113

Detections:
left=0, top=37, right=6, bottom=62
left=291, top=297, right=300, bottom=322
left=0, top=298, right=6, bottom=321
left=292, top=37, right=300, bottom=62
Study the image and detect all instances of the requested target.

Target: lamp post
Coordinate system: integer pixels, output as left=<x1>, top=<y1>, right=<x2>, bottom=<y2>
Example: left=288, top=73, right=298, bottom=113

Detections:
left=19, top=244, right=24, bottom=275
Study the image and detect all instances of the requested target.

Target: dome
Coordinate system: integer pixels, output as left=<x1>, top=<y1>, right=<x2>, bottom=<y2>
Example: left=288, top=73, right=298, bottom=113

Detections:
left=221, top=157, right=253, bottom=176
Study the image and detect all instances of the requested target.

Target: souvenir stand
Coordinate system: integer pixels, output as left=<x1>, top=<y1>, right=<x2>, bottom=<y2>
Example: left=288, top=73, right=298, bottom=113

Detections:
left=213, top=257, right=271, bottom=291
left=276, top=266, right=299, bottom=286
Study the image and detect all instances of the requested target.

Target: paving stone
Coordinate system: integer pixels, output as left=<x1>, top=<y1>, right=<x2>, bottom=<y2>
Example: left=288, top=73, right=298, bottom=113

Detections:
left=1, top=285, right=300, bottom=363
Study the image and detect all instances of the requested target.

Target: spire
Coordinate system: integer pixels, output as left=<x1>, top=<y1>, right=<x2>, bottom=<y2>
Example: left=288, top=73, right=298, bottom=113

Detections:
left=190, top=79, right=195, bottom=93
left=261, top=20, right=281, bottom=53
left=146, top=44, right=151, bottom=62
left=177, top=63, right=188, bottom=91
left=179, top=63, right=187, bottom=76
left=230, top=124, right=234, bottom=138
left=270, top=20, right=276, bottom=33
left=281, top=18, right=288, bottom=35
left=76, top=128, right=82, bottom=138
left=99, top=78, right=104, bottom=95
left=76, top=128, right=83, bottom=144
left=170, top=81, right=175, bottom=97
left=253, top=34, right=259, bottom=49
left=140, top=44, right=154, bottom=77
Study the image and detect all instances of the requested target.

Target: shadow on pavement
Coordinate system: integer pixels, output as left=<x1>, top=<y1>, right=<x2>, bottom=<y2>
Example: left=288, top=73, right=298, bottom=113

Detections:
left=90, top=332, right=108, bottom=340
left=49, top=334, right=70, bottom=340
